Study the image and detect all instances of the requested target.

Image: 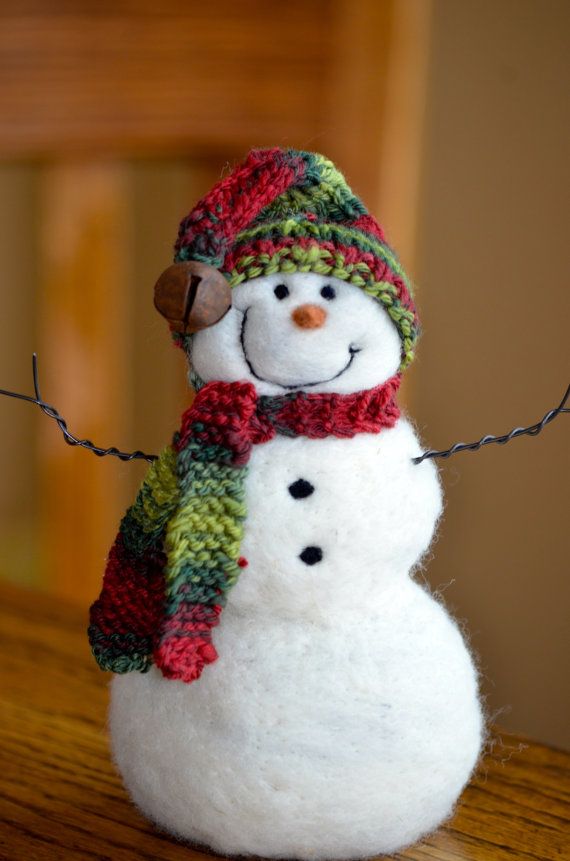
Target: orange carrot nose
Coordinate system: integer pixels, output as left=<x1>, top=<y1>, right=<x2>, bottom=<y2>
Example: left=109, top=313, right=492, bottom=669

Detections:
left=291, top=304, right=327, bottom=329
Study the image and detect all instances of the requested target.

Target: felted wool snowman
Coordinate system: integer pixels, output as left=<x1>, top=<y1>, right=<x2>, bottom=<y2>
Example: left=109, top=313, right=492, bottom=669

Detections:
left=89, top=148, right=483, bottom=859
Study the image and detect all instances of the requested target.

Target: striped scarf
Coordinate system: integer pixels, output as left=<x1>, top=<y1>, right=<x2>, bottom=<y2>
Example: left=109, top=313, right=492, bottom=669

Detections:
left=88, top=376, right=401, bottom=684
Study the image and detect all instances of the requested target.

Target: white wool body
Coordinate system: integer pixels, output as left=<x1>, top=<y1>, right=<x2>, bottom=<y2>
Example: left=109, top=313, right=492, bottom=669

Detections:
left=110, top=421, right=483, bottom=858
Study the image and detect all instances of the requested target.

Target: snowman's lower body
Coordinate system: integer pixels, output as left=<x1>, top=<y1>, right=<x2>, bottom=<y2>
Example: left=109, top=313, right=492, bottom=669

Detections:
left=110, top=579, right=482, bottom=859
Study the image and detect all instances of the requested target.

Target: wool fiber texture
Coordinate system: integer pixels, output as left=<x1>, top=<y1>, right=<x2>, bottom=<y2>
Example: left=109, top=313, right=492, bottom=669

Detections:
left=111, top=422, right=482, bottom=857
left=174, top=147, right=418, bottom=368
left=103, top=149, right=484, bottom=857
left=191, top=273, right=402, bottom=396
left=111, top=586, right=481, bottom=859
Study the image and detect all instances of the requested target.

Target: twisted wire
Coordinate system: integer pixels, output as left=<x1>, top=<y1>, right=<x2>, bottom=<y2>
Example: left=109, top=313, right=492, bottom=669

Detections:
left=413, top=383, right=570, bottom=464
left=0, top=354, right=157, bottom=463
left=1, top=355, right=566, bottom=468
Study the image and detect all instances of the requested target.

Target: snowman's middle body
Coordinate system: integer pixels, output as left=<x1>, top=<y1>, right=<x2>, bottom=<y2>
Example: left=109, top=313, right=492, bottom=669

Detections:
left=110, top=419, right=482, bottom=858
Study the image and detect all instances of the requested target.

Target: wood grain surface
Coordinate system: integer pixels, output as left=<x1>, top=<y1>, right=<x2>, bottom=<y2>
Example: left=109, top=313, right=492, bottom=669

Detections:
left=0, top=581, right=568, bottom=860
left=0, top=1, right=335, bottom=158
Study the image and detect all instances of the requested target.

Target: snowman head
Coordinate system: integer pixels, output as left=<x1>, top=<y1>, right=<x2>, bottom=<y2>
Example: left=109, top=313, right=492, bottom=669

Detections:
left=190, top=271, right=402, bottom=395
left=156, top=148, right=419, bottom=392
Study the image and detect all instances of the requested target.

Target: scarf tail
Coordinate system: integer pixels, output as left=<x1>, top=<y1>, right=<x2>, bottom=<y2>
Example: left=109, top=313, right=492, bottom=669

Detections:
left=88, top=535, right=165, bottom=674
left=153, top=381, right=261, bottom=683
left=154, top=602, right=222, bottom=682
left=88, top=445, right=179, bottom=674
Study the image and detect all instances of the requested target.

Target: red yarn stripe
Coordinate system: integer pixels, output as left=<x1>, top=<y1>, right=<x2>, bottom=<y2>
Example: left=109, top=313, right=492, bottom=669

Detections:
left=224, top=235, right=393, bottom=276
left=224, top=236, right=415, bottom=319
left=273, top=375, right=401, bottom=438
left=175, top=376, right=401, bottom=465
left=176, top=149, right=306, bottom=261
left=350, top=214, right=386, bottom=242
left=175, top=380, right=275, bottom=464
left=89, top=533, right=165, bottom=639
left=154, top=603, right=222, bottom=682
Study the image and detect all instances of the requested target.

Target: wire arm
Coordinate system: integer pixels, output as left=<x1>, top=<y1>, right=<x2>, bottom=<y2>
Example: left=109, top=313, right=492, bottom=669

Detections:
left=1, top=356, right=567, bottom=467
left=0, top=354, right=157, bottom=463
left=413, top=383, right=570, bottom=464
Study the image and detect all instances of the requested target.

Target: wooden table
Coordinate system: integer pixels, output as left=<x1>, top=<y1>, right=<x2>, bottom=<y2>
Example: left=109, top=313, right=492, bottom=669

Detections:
left=0, top=583, right=568, bottom=860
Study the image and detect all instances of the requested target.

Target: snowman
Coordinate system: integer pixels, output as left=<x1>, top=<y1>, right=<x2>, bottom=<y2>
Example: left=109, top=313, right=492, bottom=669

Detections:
left=89, top=148, right=483, bottom=858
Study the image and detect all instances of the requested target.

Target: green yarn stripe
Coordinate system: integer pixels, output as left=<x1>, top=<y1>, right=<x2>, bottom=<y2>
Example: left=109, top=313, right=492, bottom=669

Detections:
left=226, top=245, right=417, bottom=368
left=232, top=220, right=410, bottom=289
left=121, top=445, right=180, bottom=556
left=255, top=154, right=366, bottom=224
left=161, top=430, right=247, bottom=617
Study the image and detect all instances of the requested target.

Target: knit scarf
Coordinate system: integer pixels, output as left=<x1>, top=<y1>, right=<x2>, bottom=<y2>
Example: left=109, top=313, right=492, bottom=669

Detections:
left=89, top=376, right=401, bottom=684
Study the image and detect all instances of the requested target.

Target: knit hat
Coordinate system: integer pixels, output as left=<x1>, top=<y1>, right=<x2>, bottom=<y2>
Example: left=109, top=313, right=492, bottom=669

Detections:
left=174, top=148, right=418, bottom=368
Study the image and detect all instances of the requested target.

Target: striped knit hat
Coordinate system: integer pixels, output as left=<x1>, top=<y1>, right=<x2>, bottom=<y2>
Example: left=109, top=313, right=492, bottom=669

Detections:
left=174, top=148, right=418, bottom=368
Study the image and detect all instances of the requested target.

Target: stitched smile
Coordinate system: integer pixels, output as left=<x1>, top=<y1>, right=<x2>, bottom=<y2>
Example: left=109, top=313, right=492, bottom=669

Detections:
left=239, top=308, right=361, bottom=390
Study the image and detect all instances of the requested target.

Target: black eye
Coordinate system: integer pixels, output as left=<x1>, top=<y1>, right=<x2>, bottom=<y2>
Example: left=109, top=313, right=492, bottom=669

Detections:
left=274, top=284, right=289, bottom=300
left=320, top=285, right=336, bottom=300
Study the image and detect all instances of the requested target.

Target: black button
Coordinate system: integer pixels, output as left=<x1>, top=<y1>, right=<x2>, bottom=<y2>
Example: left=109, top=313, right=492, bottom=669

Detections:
left=288, top=479, right=315, bottom=499
left=299, top=546, right=323, bottom=565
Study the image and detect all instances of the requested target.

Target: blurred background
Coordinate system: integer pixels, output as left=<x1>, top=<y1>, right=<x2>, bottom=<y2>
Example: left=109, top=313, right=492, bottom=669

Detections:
left=0, top=0, right=568, bottom=747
